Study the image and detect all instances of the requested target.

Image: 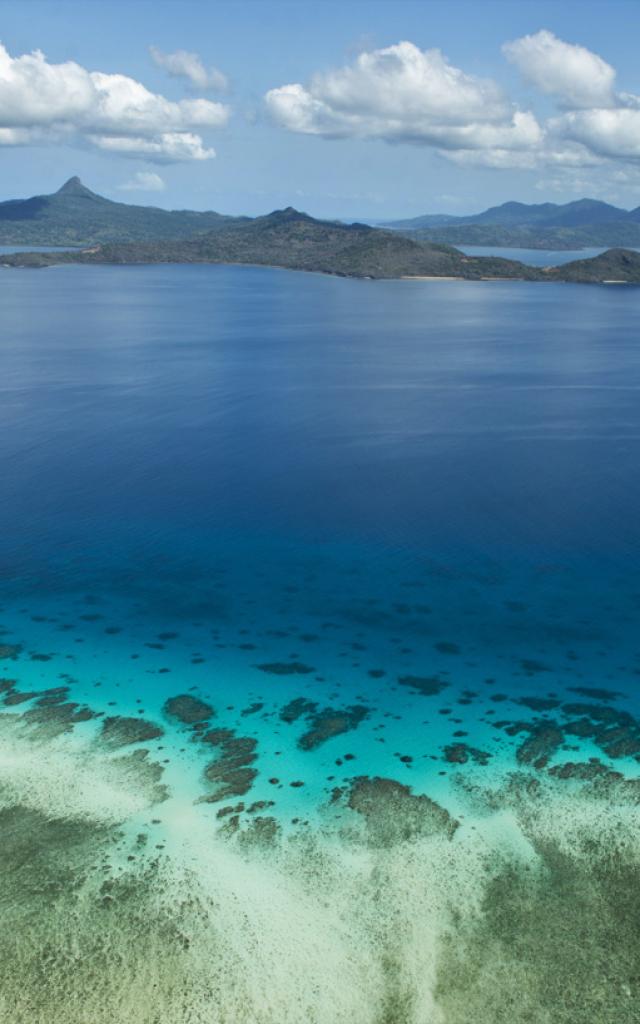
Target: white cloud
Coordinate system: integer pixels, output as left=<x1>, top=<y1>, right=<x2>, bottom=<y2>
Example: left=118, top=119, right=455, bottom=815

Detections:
left=0, top=40, right=230, bottom=161
left=90, top=132, right=215, bottom=161
left=265, top=41, right=541, bottom=167
left=504, top=30, right=640, bottom=168
left=118, top=171, right=166, bottom=191
left=266, top=33, right=640, bottom=183
left=503, top=30, right=616, bottom=109
left=149, top=46, right=228, bottom=92
left=550, top=109, right=640, bottom=161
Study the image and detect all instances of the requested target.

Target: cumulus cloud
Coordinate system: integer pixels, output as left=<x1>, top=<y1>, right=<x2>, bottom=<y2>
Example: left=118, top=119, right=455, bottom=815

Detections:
left=118, top=171, right=166, bottom=191
left=90, top=132, right=215, bottom=161
left=551, top=108, right=640, bottom=160
left=0, top=40, right=229, bottom=161
left=503, top=30, right=616, bottom=109
left=265, top=41, right=541, bottom=166
left=504, top=30, right=640, bottom=169
left=266, top=33, right=640, bottom=181
left=149, top=46, right=228, bottom=92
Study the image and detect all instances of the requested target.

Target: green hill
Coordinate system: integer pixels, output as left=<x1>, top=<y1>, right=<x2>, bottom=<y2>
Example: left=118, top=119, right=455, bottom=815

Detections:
left=0, top=206, right=544, bottom=280
left=546, top=248, right=640, bottom=283
left=0, top=177, right=246, bottom=245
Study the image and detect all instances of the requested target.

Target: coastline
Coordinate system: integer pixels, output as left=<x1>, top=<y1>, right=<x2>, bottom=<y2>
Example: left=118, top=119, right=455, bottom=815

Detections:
left=1, top=251, right=638, bottom=288
left=3, top=256, right=639, bottom=285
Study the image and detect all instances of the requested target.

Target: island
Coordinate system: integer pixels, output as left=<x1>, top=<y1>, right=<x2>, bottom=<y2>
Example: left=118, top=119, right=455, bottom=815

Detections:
left=1, top=179, right=640, bottom=284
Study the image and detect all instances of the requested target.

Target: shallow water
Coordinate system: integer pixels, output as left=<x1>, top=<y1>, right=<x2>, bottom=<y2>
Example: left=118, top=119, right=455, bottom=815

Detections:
left=1, top=264, right=639, bottom=1021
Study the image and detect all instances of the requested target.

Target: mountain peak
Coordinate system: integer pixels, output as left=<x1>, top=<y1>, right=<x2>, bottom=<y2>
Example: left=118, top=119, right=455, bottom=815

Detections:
left=56, top=176, right=97, bottom=198
left=265, top=206, right=313, bottom=223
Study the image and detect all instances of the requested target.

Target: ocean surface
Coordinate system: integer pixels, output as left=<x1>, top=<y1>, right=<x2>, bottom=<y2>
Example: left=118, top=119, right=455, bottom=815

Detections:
left=1, top=263, right=639, bottom=1023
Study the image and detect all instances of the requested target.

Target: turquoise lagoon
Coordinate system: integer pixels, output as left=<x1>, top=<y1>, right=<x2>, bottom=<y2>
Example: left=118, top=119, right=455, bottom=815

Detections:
left=1, top=264, right=639, bottom=1022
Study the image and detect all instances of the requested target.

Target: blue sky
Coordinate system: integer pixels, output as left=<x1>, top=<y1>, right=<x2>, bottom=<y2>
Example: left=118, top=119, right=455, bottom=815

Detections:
left=2, top=0, right=639, bottom=217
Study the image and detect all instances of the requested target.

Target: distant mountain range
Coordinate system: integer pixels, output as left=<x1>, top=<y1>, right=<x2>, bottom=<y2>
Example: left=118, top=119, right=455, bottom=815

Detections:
left=4, top=178, right=640, bottom=254
left=3, top=203, right=640, bottom=285
left=383, top=199, right=640, bottom=249
left=0, top=177, right=247, bottom=244
left=1, top=179, right=639, bottom=283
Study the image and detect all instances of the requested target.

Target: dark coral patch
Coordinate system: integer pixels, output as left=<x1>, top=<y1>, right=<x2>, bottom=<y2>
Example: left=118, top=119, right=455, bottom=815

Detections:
left=520, top=659, right=550, bottom=675
left=548, top=759, right=622, bottom=782
left=163, top=694, right=214, bottom=724
left=342, top=776, right=458, bottom=846
left=569, top=686, right=623, bottom=702
left=200, top=731, right=258, bottom=802
left=279, top=697, right=318, bottom=723
left=443, top=743, right=491, bottom=766
left=299, top=705, right=369, bottom=751
left=201, top=727, right=235, bottom=746
left=3, top=689, right=38, bottom=706
left=518, top=696, right=561, bottom=712
left=398, top=674, right=448, bottom=697
left=547, top=759, right=640, bottom=801
left=100, top=716, right=164, bottom=748
left=256, top=662, right=315, bottom=676
left=562, top=703, right=640, bottom=759
left=112, top=748, right=169, bottom=804
left=435, top=642, right=460, bottom=655
left=237, top=815, right=281, bottom=848
left=512, top=722, right=564, bottom=769
left=36, top=687, right=71, bottom=706
left=0, top=644, right=22, bottom=661
left=279, top=697, right=369, bottom=750
left=22, top=700, right=96, bottom=740
left=241, top=701, right=264, bottom=717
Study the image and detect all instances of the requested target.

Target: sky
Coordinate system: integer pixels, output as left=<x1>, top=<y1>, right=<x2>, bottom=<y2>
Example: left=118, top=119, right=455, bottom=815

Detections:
left=1, top=0, right=640, bottom=218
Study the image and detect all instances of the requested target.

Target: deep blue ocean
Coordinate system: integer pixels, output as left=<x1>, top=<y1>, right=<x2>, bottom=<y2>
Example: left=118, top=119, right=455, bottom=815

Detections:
left=1, top=264, right=640, bottom=1023
left=2, top=265, right=640, bottom=793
